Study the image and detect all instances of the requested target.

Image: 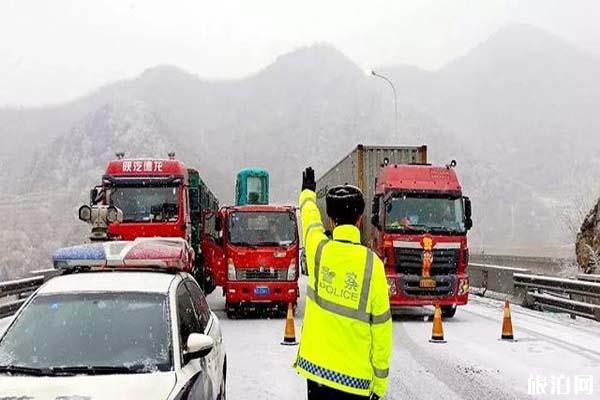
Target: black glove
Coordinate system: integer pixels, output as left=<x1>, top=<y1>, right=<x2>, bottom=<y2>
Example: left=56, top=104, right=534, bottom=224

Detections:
left=370, top=394, right=381, bottom=400
left=302, top=167, right=316, bottom=192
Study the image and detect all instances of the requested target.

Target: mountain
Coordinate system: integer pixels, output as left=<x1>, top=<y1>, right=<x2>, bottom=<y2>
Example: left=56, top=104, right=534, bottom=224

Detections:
left=380, top=23, right=600, bottom=253
left=1, top=25, right=599, bottom=278
left=391, top=25, right=600, bottom=171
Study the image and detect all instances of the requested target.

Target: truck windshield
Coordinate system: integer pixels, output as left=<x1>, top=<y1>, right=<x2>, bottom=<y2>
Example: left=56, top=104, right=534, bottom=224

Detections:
left=0, top=292, right=172, bottom=373
left=109, top=185, right=179, bottom=222
left=228, top=212, right=296, bottom=247
left=385, top=195, right=466, bottom=233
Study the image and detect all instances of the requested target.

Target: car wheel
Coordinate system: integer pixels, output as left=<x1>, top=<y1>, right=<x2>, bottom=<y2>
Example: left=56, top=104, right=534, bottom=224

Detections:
left=441, top=305, right=457, bottom=318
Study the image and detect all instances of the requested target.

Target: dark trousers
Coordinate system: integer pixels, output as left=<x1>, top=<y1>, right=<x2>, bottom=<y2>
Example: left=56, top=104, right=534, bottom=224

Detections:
left=307, top=380, right=370, bottom=400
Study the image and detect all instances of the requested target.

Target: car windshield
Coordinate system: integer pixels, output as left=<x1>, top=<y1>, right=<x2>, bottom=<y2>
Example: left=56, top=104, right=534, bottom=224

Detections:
left=228, top=212, right=296, bottom=246
left=0, top=292, right=172, bottom=372
left=109, top=185, right=179, bottom=222
left=385, top=195, right=466, bottom=233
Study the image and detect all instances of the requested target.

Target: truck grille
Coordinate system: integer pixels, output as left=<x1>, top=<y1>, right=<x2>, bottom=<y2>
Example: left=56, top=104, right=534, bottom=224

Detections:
left=236, top=268, right=288, bottom=281
left=395, top=248, right=458, bottom=276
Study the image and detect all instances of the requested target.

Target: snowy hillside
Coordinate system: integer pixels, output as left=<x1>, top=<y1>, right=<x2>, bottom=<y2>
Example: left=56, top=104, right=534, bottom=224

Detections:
left=1, top=24, right=600, bottom=277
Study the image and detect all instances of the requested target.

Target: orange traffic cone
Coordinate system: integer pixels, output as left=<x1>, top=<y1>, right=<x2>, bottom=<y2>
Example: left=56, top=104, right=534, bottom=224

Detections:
left=501, top=299, right=515, bottom=341
left=429, top=304, right=446, bottom=343
left=281, top=303, right=298, bottom=346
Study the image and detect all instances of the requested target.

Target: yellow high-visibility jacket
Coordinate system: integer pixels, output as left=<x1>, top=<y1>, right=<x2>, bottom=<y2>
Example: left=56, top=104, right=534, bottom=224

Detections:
left=295, top=189, right=392, bottom=397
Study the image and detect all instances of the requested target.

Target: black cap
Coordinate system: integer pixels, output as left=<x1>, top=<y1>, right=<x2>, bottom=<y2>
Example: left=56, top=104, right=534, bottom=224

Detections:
left=326, top=185, right=365, bottom=225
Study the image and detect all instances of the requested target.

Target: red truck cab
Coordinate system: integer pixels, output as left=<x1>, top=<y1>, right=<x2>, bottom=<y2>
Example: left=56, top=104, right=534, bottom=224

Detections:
left=201, top=205, right=300, bottom=317
left=97, top=157, right=192, bottom=242
left=370, top=164, right=472, bottom=318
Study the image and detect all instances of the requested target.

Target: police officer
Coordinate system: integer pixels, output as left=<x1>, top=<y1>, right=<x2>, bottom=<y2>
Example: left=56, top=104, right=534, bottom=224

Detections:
left=295, top=167, right=392, bottom=400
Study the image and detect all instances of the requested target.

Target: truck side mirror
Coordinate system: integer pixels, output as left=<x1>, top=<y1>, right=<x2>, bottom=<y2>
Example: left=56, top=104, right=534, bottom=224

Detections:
left=300, top=249, right=308, bottom=276
left=89, top=185, right=104, bottom=205
left=464, top=197, right=473, bottom=230
left=371, top=196, right=381, bottom=228
left=214, top=215, right=222, bottom=232
left=90, top=188, right=98, bottom=205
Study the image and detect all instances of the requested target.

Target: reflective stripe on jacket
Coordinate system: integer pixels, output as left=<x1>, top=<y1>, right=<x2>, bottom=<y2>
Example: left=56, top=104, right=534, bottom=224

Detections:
left=295, top=189, right=392, bottom=397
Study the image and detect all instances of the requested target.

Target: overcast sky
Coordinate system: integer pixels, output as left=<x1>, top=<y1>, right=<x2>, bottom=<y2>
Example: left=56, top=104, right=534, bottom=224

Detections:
left=1, top=0, right=599, bottom=106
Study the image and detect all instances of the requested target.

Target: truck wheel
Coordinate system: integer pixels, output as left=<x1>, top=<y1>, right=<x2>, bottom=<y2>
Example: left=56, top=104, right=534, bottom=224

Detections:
left=279, top=303, right=289, bottom=318
left=441, top=305, right=457, bottom=318
left=203, top=281, right=216, bottom=295
left=192, top=267, right=216, bottom=294
left=226, top=302, right=238, bottom=319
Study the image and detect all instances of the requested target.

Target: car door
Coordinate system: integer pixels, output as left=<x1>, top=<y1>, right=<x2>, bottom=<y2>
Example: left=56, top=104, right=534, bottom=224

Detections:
left=185, top=280, right=224, bottom=389
left=174, top=282, right=216, bottom=400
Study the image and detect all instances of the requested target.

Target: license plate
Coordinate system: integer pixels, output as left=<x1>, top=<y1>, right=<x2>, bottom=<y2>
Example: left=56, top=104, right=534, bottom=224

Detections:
left=419, top=278, right=437, bottom=288
left=254, top=286, right=269, bottom=296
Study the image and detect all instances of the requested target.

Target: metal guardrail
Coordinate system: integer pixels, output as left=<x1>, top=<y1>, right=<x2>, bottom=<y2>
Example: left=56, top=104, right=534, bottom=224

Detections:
left=514, top=273, right=600, bottom=321
left=0, top=269, right=59, bottom=318
left=468, top=263, right=600, bottom=322
left=577, top=274, right=600, bottom=283
left=470, top=253, right=571, bottom=275
left=527, top=292, right=600, bottom=321
left=468, top=263, right=529, bottom=297
left=0, top=299, right=27, bottom=319
left=2, top=262, right=598, bottom=320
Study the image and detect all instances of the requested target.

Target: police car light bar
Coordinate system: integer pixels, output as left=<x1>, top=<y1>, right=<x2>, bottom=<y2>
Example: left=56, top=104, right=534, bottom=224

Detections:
left=53, top=243, right=107, bottom=270
left=52, top=238, right=192, bottom=273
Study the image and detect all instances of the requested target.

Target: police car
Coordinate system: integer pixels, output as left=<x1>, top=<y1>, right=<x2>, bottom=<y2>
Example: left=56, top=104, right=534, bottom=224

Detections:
left=0, top=239, right=226, bottom=400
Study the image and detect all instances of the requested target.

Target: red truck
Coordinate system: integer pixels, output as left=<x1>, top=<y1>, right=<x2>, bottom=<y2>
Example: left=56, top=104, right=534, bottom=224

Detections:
left=79, top=152, right=219, bottom=292
left=201, top=204, right=300, bottom=318
left=316, top=145, right=472, bottom=318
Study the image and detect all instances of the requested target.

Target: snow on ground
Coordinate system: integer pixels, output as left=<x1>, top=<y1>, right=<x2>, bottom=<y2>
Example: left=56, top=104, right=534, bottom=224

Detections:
left=0, top=279, right=597, bottom=399
left=208, top=277, right=600, bottom=400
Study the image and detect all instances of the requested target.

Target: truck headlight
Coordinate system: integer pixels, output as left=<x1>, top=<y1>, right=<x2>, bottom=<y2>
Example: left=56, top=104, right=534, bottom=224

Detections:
left=287, top=258, right=297, bottom=281
left=227, top=258, right=236, bottom=281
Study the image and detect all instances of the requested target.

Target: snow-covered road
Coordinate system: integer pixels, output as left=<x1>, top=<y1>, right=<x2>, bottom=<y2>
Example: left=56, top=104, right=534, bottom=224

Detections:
left=210, top=278, right=600, bottom=400
left=0, top=282, right=597, bottom=399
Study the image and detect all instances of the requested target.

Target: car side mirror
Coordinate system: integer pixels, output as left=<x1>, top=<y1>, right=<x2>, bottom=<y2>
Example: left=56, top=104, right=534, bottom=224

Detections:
left=184, top=333, right=214, bottom=364
left=214, top=215, right=222, bottom=232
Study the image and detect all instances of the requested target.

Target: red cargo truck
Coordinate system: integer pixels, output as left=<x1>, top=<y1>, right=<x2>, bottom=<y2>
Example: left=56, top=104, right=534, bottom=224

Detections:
left=79, top=152, right=219, bottom=292
left=201, top=205, right=300, bottom=317
left=316, top=145, right=472, bottom=318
